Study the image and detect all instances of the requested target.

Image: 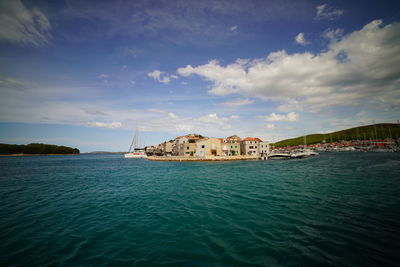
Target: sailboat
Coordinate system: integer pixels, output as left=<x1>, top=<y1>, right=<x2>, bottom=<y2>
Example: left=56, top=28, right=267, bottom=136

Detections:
left=124, top=130, right=147, bottom=159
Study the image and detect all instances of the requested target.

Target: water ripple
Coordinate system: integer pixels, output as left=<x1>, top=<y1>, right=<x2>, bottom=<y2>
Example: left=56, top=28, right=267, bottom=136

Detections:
left=0, top=153, right=399, bottom=266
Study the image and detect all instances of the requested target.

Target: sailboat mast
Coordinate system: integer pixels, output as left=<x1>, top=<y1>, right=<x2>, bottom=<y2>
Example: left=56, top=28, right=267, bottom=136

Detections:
left=128, top=131, right=135, bottom=152
left=134, top=130, right=139, bottom=150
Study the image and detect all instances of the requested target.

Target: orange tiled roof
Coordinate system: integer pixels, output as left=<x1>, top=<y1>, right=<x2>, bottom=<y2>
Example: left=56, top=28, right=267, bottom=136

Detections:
left=242, top=137, right=257, bottom=141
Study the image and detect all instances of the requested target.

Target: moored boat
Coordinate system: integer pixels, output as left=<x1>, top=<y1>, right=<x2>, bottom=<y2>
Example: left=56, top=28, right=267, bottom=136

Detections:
left=124, top=150, right=147, bottom=158
left=125, top=130, right=147, bottom=159
left=289, top=149, right=319, bottom=159
left=268, top=150, right=292, bottom=160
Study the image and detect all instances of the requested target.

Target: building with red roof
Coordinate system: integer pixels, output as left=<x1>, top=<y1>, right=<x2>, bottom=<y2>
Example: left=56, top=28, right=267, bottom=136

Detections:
left=240, top=137, right=270, bottom=156
left=240, top=137, right=260, bottom=156
left=221, top=135, right=241, bottom=156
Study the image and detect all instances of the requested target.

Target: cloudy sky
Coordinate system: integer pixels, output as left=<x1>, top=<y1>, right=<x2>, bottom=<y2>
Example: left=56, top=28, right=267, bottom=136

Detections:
left=0, top=0, right=399, bottom=152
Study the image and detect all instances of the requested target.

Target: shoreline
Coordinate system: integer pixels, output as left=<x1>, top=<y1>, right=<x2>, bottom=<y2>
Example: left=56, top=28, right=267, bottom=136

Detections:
left=0, top=154, right=79, bottom=157
left=147, top=155, right=258, bottom=161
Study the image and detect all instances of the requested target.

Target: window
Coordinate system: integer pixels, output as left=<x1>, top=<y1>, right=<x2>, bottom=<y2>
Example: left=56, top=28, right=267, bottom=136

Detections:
left=187, top=146, right=189, bottom=149
left=249, top=146, right=254, bottom=149
left=201, top=145, right=205, bottom=148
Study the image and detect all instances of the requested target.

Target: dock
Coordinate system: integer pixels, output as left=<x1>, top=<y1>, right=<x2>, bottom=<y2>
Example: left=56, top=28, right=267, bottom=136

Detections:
left=147, top=155, right=258, bottom=161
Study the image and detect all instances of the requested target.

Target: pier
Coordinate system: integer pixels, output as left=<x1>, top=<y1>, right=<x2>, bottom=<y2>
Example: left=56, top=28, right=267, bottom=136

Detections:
left=147, top=155, right=258, bottom=161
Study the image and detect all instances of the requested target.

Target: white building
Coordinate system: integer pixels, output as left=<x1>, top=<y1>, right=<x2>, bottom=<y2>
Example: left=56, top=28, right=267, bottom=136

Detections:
left=259, top=141, right=270, bottom=156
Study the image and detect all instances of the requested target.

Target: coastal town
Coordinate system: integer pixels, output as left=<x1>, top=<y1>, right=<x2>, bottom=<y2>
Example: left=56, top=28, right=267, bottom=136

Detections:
left=144, top=134, right=271, bottom=161
left=137, top=132, right=400, bottom=161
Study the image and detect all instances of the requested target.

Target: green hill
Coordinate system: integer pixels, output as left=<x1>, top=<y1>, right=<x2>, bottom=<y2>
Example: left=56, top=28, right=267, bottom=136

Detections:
left=0, top=143, right=80, bottom=155
left=274, top=123, right=400, bottom=147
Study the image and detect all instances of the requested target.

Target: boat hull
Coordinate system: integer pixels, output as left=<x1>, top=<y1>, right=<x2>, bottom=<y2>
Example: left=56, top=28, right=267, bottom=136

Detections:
left=124, top=152, right=147, bottom=159
left=268, top=155, right=291, bottom=160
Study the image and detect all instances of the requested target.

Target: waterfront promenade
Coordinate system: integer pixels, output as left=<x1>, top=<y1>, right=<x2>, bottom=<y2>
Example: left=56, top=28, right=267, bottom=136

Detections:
left=147, top=155, right=258, bottom=161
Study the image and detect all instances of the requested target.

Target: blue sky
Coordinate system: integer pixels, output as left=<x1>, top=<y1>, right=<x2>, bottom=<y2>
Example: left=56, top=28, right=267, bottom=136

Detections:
left=0, top=0, right=399, bottom=152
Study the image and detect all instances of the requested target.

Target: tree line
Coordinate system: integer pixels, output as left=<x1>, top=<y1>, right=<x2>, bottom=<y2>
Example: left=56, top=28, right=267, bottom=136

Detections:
left=274, top=123, right=400, bottom=147
left=0, top=143, right=80, bottom=155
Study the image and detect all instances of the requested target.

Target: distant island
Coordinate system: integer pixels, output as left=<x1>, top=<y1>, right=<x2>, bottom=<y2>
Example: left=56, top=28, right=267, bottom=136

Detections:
left=0, top=143, right=80, bottom=155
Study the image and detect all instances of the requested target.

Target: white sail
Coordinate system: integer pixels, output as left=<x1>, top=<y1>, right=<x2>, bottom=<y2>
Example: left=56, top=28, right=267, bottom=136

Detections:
left=124, top=130, right=147, bottom=159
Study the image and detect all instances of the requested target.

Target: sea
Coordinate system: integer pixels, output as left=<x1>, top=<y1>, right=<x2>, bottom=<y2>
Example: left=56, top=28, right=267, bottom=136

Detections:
left=0, top=152, right=399, bottom=266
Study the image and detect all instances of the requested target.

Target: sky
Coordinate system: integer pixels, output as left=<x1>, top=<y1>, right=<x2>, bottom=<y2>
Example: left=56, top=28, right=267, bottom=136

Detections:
left=0, top=0, right=400, bottom=152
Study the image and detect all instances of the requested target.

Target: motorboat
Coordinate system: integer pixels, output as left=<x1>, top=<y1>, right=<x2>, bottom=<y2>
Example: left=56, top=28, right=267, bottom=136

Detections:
left=268, top=150, right=292, bottom=160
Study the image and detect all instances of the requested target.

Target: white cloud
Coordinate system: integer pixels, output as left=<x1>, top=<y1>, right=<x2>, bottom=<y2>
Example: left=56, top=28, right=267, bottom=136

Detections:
left=0, top=76, right=296, bottom=141
left=148, top=108, right=167, bottom=113
left=0, top=0, right=51, bottom=46
left=198, top=113, right=238, bottom=123
left=277, top=99, right=304, bottom=112
left=0, top=77, right=30, bottom=91
left=198, top=113, right=220, bottom=123
left=177, top=20, right=400, bottom=112
left=168, top=112, right=177, bottom=118
left=147, top=109, right=177, bottom=119
left=230, top=25, right=238, bottom=31
left=81, top=107, right=107, bottom=116
left=177, top=59, right=248, bottom=95
left=267, top=124, right=276, bottom=129
left=175, top=124, right=193, bottom=132
left=295, top=32, right=310, bottom=45
left=148, top=70, right=178, bottom=84
left=315, top=4, right=344, bottom=21
left=98, top=74, right=109, bottom=83
left=148, top=70, right=170, bottom=84
left=87, top=121, right=122, bottom=128
left=196, top=113, right=237, bottom=130
left=262, top=112, right=299, bottom=122
left=323, top=28, right=344, bottom=42
left=141, top=111, right=239, bottom=136
left=222, top=98, right=254, bottom=106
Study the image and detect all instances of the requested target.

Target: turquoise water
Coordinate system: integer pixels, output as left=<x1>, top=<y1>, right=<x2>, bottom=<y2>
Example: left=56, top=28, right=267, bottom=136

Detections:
left=1, top=153, right=399, bottom=266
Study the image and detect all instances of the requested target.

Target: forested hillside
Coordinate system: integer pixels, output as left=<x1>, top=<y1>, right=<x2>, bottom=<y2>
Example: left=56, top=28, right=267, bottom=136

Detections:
left=0, top=143, right=80, bottom=155
left=274, top=123, right=400, bottom=147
